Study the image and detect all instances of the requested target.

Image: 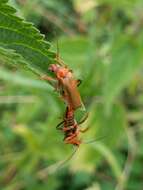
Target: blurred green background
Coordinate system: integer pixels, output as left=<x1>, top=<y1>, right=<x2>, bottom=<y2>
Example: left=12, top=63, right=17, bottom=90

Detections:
left=0, top=0, right=143, bottom=189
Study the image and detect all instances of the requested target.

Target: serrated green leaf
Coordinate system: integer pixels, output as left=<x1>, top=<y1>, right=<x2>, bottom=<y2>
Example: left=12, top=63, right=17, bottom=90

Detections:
left=0, top=0, right=56, bottom=75
left=0, top=67, right=52, bottom=91
left=0, top=46, right=27, bottom=65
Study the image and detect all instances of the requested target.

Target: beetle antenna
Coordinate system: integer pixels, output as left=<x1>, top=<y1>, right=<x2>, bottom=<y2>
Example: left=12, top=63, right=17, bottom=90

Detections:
left=83, top=134, right=108, bottom=144
left=56, top=37, right=60, bottom=62
left=54, top=31, right=65, bottom=66
left=56, top=146, right=78, bottom=168
left=37, top=146, right=78, bottom=178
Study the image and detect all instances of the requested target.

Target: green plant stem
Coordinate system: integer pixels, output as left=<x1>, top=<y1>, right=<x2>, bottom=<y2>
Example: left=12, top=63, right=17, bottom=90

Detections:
left=91, top=143, right=122, bottom=181
left=115, top=128, right=137, bottom=190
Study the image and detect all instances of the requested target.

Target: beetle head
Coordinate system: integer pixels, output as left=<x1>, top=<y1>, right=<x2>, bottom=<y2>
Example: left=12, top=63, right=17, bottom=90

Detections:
left=48, top=64, right=59, bottom=73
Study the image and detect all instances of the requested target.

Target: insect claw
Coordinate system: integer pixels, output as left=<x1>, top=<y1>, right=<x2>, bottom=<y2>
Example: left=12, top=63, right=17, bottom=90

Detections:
left=77, top=79, right=82, bottom=86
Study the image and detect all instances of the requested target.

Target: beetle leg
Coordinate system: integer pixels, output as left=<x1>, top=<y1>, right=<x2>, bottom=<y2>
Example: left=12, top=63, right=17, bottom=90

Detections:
left=80, top=126, right=89, bottom=133
left=56, top=120, right=65, bottom=130
left=78, top=113, right=89, bottom=125
left=76, top=79, right=82, bottom=86
left=40, top=75, right=58, bottom=87
left=40, top=75, right=55, bottom=81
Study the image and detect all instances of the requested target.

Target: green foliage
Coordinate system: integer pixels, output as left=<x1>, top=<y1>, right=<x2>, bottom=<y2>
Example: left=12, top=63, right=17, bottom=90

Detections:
left=0, top=47, right=27, bottom=66
left=0, top=0, right=55, bottom=75
left=0, top=0, right=143, bottom=190
left=104, top=31, right=143, bottom=109
left=0, top=67, right=52, bottom=90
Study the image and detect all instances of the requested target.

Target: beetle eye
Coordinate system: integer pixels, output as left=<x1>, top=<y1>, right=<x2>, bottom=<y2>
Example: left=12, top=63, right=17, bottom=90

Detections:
left=48, top=67, right=54, bottom=72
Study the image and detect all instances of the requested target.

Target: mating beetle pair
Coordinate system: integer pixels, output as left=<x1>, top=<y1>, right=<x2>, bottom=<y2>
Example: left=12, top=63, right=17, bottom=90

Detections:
left=41, top=54, right=88, bottom=146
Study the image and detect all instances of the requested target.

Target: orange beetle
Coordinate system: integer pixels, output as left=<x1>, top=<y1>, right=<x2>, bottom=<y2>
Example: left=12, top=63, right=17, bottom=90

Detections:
left=42, top=62, right=85, bottom=110
left=57, top=106, right=88, bottom=146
